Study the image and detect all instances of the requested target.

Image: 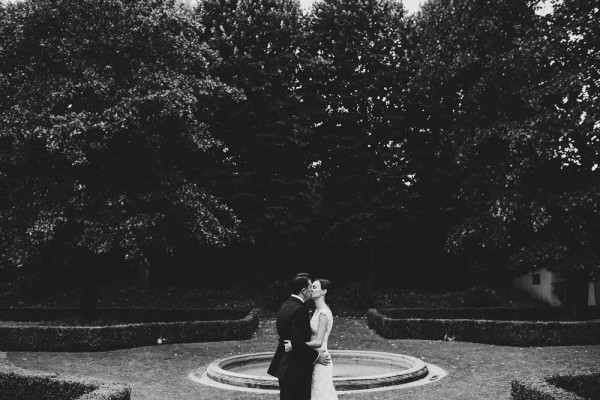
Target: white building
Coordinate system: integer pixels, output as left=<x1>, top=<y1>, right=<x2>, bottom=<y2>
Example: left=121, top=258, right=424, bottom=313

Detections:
left=512, top=268, right=599, bottom=306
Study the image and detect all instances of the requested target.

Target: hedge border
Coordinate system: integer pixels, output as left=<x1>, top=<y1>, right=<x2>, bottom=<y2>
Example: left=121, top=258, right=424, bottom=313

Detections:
left=510, top=369, right=600, bottom=400
left=0, top=363, right=130, bottom=400
left=367, top=308, right=600, bottom=346
left=0, top=307, right=252, bottom=322
left=375, top=306, right=600, bottom=321
left=0, top=308, right=260, bottom=351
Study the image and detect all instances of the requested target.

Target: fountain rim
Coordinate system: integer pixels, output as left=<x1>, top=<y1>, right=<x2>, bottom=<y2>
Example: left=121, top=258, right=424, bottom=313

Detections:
left=206, top=349, right=428, bottom=384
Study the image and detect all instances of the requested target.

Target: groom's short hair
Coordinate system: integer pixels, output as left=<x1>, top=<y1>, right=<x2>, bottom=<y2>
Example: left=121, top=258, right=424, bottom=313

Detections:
left=291, top=275, right=311, bottom=295
left=292, top=272, right=310, bottom=281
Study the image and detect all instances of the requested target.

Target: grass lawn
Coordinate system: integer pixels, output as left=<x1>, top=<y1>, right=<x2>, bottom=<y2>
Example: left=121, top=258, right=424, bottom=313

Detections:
left=2, top=282, right=595, bottom=399
left=4, top=316, right=600, bottom=400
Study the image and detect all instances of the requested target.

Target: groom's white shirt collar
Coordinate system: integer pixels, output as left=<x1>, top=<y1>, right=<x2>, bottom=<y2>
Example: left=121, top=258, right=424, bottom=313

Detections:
left=291, top=294, right=305, bottom=303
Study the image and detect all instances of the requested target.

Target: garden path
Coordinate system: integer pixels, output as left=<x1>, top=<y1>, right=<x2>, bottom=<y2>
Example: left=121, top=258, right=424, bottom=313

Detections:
left=6, top=317, right=600, bottom=400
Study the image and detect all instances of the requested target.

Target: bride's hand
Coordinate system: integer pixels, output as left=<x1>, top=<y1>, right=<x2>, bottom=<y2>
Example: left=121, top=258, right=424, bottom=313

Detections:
left=284, top=340, right=292, bottom=352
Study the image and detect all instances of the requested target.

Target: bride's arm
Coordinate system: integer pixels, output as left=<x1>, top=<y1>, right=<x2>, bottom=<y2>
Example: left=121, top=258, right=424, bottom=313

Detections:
left=306, top=314, right=328, bottom=348
left=285, top=314, right=328, bottom=351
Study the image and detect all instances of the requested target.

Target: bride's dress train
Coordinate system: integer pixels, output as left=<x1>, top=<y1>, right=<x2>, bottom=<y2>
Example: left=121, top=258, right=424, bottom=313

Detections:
left=310, top=307, right=338, bottom=400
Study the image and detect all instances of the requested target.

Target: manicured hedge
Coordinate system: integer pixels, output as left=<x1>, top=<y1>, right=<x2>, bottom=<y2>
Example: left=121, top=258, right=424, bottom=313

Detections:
left=379, top=306, right=600, bottom=321
left=0, top=308, right=260, bottom=351
left=367, top=308, right=600, bottom=346
left=511, top=369, right=600, bottom=400
left=0, top=307, right=250, bottom=323
left=0, top=363, right=130, bottom=400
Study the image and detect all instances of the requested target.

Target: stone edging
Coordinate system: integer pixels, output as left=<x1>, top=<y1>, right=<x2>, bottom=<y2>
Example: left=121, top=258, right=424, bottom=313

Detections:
left=200, top=350, right=429, bottom=391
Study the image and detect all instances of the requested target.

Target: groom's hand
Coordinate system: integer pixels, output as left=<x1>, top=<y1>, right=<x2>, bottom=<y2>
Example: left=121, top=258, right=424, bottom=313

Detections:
left=316, top=350, right=331, bottom=366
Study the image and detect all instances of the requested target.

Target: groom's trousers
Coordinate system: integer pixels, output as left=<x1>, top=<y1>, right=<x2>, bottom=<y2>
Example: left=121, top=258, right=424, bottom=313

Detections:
left=279, top=376, right=311, bottom=400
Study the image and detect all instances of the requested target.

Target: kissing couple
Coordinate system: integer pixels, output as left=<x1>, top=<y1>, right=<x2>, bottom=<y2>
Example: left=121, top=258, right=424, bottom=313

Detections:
left=268, top=273, right=338, bottom=400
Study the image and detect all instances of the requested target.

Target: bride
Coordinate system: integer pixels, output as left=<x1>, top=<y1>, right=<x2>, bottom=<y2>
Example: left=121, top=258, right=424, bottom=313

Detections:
left=285, top=278, right=338, bottom=400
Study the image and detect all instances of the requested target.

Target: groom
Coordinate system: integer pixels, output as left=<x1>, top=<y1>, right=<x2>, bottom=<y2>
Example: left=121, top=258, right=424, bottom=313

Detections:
left=268, top=273, right=330, bottom=400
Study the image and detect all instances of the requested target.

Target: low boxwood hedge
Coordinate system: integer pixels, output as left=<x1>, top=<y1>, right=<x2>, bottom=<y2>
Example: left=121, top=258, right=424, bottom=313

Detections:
left=0, top=363, right=130, bottom=400
left=0, top=307, right=250, bottom=323
left=0, top=308, right=260, bottom=351
left=379, top=306, right=600, bottom=321
left=511, top=369, right=600, bottom=399
left=367, top=307, right=600, bottom=346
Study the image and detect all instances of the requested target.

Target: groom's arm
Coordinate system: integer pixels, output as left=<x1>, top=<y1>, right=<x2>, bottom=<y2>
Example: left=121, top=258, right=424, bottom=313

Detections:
left=290, top=307, right=318, bottom=363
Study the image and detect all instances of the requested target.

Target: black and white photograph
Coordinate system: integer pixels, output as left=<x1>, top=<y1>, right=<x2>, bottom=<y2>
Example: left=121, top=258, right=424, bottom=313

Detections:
left=0, top=0, right=598, bottom=399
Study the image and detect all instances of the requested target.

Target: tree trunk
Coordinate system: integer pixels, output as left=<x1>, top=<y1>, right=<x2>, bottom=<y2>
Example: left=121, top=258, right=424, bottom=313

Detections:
left=255, top=243, right=268, bottom=282
left=80, top=257, right=99, bottom=322
left=564, top=270, right=590, bottom=320
left=139, top=265, right=151, bottom=291
left=367, top=242, right=377, bottom=286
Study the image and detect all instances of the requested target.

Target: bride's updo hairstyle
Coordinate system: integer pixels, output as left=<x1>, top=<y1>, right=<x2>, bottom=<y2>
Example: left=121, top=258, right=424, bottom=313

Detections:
left=316, top=279, right=332, bottom=299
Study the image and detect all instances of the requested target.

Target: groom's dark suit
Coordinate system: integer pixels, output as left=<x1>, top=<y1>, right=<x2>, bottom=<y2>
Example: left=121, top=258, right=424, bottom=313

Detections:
left=268, top=296, right=318, bottom=400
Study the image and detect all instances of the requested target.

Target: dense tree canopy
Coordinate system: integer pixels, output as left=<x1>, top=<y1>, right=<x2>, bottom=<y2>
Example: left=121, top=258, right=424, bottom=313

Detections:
left=417, top=0, right=600, bottom=303
left=408, top=0, right=542, bottom=283
left=0, top=0, right=598, bottom=298
left=302, top=0, right=412, bottom=254
left=0, top=0, right=241, bottom=294
left=197, top=0, right=318, bottom=259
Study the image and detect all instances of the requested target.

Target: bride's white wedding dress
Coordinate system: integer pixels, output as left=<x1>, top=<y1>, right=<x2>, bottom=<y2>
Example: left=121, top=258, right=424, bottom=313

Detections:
left=310, top=307, right=338, bottom=400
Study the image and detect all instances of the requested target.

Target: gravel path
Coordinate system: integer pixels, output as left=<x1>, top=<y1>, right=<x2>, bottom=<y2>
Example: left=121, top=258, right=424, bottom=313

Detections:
left=6, top=317, right=600, bottom=400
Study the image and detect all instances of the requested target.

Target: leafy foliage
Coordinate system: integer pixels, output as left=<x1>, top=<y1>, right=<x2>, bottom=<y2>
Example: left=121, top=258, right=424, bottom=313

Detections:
left=1, top=0, right=598, bottom=296
left=0, top=0, right=241, bottom=275
left=415, top=0, right=600, bottom=292
left=197, top=0, right=318, bottom=249
left=302, top=0, right=412, bottom=247
left=408, top=0, right=541, bottom=245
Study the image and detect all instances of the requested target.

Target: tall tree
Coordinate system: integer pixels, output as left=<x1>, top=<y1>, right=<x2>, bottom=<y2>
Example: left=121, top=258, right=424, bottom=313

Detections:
left=197, top=0, right=318, bottom=278
left=0, top=0, right=240, bottom=316
left=437, top=0, right=600, bottom=309
left=408, top=0, right=542, bottom=285
left=301, top=0, right=412, bottom=284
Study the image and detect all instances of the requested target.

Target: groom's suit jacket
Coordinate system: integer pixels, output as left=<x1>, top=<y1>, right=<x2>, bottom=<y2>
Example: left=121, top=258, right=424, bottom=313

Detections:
left=268, top=296, right=318, bottom=381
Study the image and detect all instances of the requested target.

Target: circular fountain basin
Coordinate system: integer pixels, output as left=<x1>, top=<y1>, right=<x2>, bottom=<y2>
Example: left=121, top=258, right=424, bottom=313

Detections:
left=193, top=350, right=432, bottom=391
